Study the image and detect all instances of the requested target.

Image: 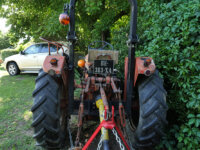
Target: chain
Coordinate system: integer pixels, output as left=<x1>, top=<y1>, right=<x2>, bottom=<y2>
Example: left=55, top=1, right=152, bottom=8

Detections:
left=112, top=128, right=125, bottom=150
left=67, top=120, right=74, bottom=149
left=97, top=135, right=103, bottom=150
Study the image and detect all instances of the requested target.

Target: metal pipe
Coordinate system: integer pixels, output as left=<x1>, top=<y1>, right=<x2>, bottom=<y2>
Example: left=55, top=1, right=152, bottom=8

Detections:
left=100, top=85, right=109, bottom=108
left=84, top=77, right=91, bottom=93
left=103, top=140, right=110, bottom=150
left=67, top=0, right=76, bottom=41
left=128, top=0, right=137, bottom=43
left=126, top=0, right=138, bottom=115
left=40, top=37, right=65, bottom=53
left=67, top=0, right=77, bottom=114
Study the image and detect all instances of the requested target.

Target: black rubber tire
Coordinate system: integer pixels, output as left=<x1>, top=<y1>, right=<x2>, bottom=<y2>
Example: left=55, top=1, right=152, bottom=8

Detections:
left=31, top=70, right=67, bottom=149
left=126, top=70, right=168, bottom=149
left=7, top=62, right=20, bottom=76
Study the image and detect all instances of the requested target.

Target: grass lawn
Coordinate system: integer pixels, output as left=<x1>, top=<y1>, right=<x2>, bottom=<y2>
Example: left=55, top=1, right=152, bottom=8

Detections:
left=0, top=65, right=42, bottom=150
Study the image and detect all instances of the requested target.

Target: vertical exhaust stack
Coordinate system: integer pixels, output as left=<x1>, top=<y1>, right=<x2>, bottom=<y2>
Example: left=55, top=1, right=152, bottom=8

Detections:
left=65, top=0, right=77, bottom=114
left=126, top=0, right=138, bottom=115
left=128, top=0, right=138, bottom=43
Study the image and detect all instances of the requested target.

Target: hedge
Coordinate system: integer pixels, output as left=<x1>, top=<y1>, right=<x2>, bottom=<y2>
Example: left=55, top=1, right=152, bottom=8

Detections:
left=111, top=0, right=200, bottom=149
left=0, top=49, right=19, bottom=61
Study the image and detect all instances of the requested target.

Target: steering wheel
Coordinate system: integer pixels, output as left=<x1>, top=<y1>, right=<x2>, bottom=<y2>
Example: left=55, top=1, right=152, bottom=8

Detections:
left=88, top=41, right=114, bottom=50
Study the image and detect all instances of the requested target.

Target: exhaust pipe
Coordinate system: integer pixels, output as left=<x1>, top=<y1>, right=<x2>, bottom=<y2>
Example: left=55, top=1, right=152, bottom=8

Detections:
left=126, top=0, right=138, bottom=116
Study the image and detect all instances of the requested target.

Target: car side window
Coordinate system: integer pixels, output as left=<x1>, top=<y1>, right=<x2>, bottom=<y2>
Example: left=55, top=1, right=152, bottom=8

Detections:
left=50, top=45, right=57, bottom=52
left=39, top=44, right=57, bottom=53
left=24, top=45, right=40, bottom=54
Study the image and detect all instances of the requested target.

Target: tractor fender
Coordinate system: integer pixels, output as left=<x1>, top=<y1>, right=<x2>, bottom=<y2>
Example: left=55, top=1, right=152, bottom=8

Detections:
left=43, top=55, right=66, bottom=75
left=43, top=55, right=68, bottom=87
left=124, top=57, right=156, bottom=100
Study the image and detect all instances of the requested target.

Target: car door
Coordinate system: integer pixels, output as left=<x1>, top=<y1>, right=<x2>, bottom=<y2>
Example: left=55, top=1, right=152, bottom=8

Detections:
left=37, top=44, right=57, bottom=69
left=18, top=44, right=41, bottom=71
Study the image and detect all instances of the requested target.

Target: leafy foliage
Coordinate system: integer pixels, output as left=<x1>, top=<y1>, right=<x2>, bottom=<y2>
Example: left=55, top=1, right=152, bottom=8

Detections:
left=0, top=32, right=12, bottom=50
left=0, top=0, right=129, bottom=49
left=111, top=0, right=200, bottom=149
left=0, top=0, right=68, bottom=43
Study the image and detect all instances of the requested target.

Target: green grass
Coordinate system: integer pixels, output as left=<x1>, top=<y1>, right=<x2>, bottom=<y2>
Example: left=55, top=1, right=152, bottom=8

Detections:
left=0, top=64, right=5, bottom=71
left=0, top=71, right=42, bottom=150
left=0, top=66, right=83, bottom=149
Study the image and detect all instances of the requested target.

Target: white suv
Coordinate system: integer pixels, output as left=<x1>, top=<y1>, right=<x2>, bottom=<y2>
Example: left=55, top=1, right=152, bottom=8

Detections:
left=3, top=43, right=68, bottom=75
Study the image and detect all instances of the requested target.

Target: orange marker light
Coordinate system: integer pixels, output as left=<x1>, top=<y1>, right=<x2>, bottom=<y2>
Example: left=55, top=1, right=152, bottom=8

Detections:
left=78, top=59, right=85, bottom=68
left=59, top=13, right=70, bottom=25
left=50, top=58, right=58, bottom=66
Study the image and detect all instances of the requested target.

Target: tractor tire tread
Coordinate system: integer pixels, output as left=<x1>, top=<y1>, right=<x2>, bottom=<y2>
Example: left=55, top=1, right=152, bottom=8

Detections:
left=35, top=141, right=46, bottom=146
left=138, top=132, right=156, bottom=142
left=43, top=107, right=59, bottom=121
left=46, top=137, right=61, bottom=144
left=31, top=70, right=66, bottom=149
left=46, top=88, right=58, bottom=104
left=155, top=111, right=168, bottom=125
left=32, top=80, right=49, bottom=96
left=142, top=88, right=157, bottom=104
left=142, top=101, right=159, bottom=118
left=43, top=122, right=59, bottom=134
left=33, top=128, right=46, bottom=139
left=31, top=112, right=46, bottom=127
left=31, top=96, right=46, bottom=112
left=142, top=118, right=158, bottom=131
left=155, top=95, right=168, bottom=109
left=35, top=71, right=47, bottom=82
left=126, top=70, right=168, bottom=149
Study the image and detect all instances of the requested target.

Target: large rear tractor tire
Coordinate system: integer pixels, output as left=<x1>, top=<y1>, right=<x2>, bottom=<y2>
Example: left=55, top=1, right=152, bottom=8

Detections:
left=31, top=70, right=67, bottom=149
left=126, top=70, right=168, bottom=149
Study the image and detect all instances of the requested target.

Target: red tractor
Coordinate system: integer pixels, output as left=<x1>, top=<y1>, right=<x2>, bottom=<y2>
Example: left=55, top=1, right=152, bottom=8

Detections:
left=31, top=0, right=168, bottom=149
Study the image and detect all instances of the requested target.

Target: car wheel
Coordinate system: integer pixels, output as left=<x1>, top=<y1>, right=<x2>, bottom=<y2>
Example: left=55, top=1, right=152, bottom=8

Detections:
left=7, top=62, right=20, bottom=76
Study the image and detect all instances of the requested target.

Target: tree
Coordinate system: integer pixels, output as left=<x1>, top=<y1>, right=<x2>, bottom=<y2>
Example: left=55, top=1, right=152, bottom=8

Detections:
left=0, top=31, right=12, bottom=50
left=0, top=0, right=130, bottom=51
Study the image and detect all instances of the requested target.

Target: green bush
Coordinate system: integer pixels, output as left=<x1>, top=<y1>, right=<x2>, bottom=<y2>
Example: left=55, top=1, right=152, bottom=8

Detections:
left=0, top=42, right=33, bottom=61
left=111, top=0, right=200, bottom=149
left=0, top=32, right=12, bottom=50
left=0, top=49, right=19, bottom=61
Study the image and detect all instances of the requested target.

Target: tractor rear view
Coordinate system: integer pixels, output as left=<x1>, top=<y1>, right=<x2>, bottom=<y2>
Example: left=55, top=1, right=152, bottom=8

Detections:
left=31, top=0, right=168, bottom=149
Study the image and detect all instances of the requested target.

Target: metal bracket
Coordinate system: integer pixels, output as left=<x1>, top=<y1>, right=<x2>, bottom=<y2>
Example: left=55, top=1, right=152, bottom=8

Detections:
left=64, top=3, right=69, bottom=14
left=82, top=106, right=130, bottom=150
left=126, top=35, right=139, bottom=48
